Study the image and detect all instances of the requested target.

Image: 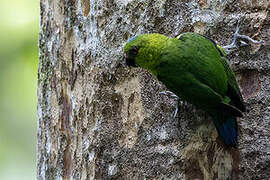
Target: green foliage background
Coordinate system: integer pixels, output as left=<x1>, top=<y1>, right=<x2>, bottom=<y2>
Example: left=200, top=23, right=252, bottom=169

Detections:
left=0, top=0, right=39, bottom=179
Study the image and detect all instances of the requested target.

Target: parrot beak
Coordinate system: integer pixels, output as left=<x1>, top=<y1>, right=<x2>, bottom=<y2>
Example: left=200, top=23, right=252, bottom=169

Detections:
left=124, top=53, right=137, bottom=67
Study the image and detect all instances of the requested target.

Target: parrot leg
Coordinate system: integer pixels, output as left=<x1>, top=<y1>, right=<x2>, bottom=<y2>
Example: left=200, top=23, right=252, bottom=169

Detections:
left=160, top=91, right=179, bottom=118
left=222, top=23, right=264, bottom=53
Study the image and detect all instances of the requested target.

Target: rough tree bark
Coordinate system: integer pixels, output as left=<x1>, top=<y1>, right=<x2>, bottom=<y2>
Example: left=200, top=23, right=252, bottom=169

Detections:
left=37, top=0, right=269, bottom=179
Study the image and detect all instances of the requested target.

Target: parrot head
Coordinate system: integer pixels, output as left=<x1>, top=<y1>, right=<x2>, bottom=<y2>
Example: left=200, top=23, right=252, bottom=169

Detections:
left=123, top=34, right=168, bottom=70
left=123, top=35, right=143, bottom=67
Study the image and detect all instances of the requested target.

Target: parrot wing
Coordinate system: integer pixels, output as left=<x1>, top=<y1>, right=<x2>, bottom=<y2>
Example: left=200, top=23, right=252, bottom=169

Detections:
left=202, top=35, right=246, bottom=112
left=176, top=33, right=245, bottom=112
left=220, top=56, right=246, bottom=112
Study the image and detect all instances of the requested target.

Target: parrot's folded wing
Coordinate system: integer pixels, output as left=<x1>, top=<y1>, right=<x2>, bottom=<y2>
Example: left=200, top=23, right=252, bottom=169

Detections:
left=220, top=56, right=246, bottom=112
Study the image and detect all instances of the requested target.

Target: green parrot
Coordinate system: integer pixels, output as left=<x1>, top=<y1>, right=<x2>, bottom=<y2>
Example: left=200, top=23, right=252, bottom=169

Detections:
left=123, top=32, right=246, bottom=147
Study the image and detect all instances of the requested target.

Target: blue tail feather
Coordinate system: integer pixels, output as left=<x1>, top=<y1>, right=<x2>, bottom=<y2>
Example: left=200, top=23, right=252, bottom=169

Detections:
left=214, top=117, right=238, bottom=147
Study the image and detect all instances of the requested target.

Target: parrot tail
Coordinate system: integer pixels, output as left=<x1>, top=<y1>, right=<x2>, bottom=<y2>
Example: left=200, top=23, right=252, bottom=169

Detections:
left=213, top=116, right=238, bottom=147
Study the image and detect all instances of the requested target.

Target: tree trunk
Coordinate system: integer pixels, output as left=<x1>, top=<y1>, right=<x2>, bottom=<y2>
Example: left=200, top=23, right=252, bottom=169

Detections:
left=37, top=0, right=270, bottom=179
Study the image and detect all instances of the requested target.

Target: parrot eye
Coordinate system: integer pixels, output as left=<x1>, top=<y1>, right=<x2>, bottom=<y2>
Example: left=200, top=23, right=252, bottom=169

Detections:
left=129, top=46, right=138, bottom=56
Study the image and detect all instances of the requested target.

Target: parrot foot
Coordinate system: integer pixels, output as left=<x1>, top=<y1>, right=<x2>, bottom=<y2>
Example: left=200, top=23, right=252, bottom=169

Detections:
left=160, top=91, right=178, bottom=98
left=222, top=23, right=264, bottom=53
left=160, top=91, right=179, bottom=118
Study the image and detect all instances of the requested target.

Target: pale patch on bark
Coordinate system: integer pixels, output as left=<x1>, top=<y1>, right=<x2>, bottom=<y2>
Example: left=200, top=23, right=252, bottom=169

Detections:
left=115, top=77, right=145, bottom=148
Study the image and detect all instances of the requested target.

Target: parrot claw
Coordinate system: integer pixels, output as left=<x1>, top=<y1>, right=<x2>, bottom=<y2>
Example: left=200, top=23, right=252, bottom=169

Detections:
left=160, top=91, right=179, bottom=98
left=222, top=22, right=264, bottom=53
left=173, top=106, right=178, bottom=118
left=160, top=91, right=179, bottom=118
